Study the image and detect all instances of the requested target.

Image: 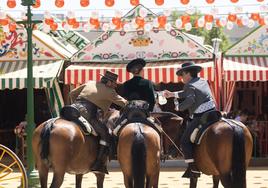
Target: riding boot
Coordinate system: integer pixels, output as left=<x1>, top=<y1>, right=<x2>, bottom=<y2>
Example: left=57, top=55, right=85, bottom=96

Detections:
left=91, top=145, right=109, bottom=174
left=182, top=162, right=201, bottom=178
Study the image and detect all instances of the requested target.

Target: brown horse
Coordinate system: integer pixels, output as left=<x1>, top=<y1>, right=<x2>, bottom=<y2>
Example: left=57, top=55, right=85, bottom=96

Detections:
left=32, top=118, right=105, bottom=188
left=161, top=116, right=253, bottom=188
left=108, top=105, right=161, bottom=188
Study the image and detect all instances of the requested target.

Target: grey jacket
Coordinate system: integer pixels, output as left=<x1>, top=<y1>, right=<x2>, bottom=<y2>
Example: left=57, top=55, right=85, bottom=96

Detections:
left=176, top=77, right=215, bottom=116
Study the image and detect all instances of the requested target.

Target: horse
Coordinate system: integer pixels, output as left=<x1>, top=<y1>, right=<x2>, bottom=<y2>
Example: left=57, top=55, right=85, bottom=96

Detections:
left=160, top=113, right=253, bottom=188
left=32, top=118, right=105, bottom=188
left=108, top=101, right=161, bottom=188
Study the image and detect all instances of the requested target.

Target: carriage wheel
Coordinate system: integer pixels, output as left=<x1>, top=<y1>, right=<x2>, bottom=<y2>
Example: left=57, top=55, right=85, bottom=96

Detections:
left=0, top=144, right=27, bottom=188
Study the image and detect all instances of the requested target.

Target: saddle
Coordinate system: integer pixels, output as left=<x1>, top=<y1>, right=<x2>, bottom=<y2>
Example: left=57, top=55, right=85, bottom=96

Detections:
left=190, top=110, right=222, bottom=144
left=60, top=105, right=97, bottom=136
left=113, top=100, right=162, bottom=136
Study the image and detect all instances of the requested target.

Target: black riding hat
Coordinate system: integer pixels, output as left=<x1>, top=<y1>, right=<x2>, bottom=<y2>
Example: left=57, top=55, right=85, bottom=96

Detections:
left=176, top=61, right=202, bottom=76
left=126, top=58, right=146, bottom=72
left=100, top=70, right=118, bottom=82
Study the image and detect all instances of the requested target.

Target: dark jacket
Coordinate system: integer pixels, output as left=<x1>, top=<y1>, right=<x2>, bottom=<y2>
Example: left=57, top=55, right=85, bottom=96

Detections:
left=122, top=76, right=155, bottom=111
left=177, top=77, right=215, bottom=116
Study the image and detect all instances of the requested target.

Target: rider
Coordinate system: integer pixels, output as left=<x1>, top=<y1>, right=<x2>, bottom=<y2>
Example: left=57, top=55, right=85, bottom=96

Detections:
left=122, top=58, right=156, bottom=112
left=69, top=71, right=128, bottom=174
left=163, top=61, right=216, bottom=178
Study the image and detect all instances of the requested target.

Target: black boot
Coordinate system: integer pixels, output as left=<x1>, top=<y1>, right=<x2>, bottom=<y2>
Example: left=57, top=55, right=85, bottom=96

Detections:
left=91, top=145, right=109, bottom=174
left=182, top=162, right=201, bottom=178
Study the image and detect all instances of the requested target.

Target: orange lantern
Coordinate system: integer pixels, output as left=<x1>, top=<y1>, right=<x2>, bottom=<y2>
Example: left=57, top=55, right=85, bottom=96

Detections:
left=251, top=13, right=260, bottom=21
left=73, top=21, right=80, bottom=29
left=228, top=14, right=237, bottom=22
left=130, top=0, right=139, bottom=6
left=236, top=19, right=243, bottom=27
left=257, top=0, right=264, bottom=2
left=50, top=22, right=58, bottom=31
left=112, top=17, right=121, bottom=26
left=33, top=0, right=41, bottom=8
left=181, top=0, right=190, bottom=5
left=206, top=0, right=214, bottom=4
left=158, top=15, right=166, bottom=28
left=0, top=18, right=9, bottom=26
left=155, top=0, right=164, bottom=6
left=8, top=22, right=16, bottom=32
left=80, top=0, right=89, bottom=7
left=7, top=0, right=16, bottom=8
left=259, top=18, right=265, bottom=25
left=135, top=17, right=145, bottom=28
left=55, top=0, right=64, bottom=8
left=181, top=15, right=190, bottom=24
left=230, top=0, right=239, bottom=3
left=89, top=18, right=98, bottom=25
left=67, top=18, right=76, bottom=25
left=216, top=19, right=222, bottom=27
left=94, top=20, right=100, bottom=29
left=204, top=14, right=214, bottom=22
left=45, top=18, right=54, bottom=25
left=105, top=0, right=114, bottom=7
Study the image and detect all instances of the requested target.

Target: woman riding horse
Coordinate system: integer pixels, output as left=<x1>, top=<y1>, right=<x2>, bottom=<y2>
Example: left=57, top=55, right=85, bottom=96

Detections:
left=32, top=71, right=127, bottom=188
left=163, top=62, right=253, bottom=188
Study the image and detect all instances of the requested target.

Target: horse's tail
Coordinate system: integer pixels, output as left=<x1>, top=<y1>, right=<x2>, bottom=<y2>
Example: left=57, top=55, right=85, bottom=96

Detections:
left=40, top=119, right=55, bottom=160
left=231, top=125, right=246, bottom=188
left=131, top=128, right=146, bottom=188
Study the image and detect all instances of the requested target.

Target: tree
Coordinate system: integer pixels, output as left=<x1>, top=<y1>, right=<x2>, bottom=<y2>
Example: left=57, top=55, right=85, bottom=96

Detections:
left=170, top=11, right=229, bottom=51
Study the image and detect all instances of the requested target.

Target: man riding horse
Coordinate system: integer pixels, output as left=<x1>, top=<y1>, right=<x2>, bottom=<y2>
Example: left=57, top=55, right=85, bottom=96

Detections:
left=163, top=61, right=216, bottom=178
left=62, top=71, right=127, bottom=174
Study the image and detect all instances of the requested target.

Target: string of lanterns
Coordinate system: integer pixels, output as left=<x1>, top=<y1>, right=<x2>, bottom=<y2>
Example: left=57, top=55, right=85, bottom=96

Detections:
left=5, top=0, right=266, bottom=8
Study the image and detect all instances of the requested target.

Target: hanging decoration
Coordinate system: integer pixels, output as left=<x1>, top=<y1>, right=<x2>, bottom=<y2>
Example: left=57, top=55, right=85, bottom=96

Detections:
left=181, top=0, right=190, bottom=5
left=206, top=0, right=214, bottom=4
left=105, top=0, right=114, bottom=7
left=155, top=0, right=164, bottom=6
left=230, top=0, right=239, bottom=3
left=130, top=0, right=139, bottom=6
left=7, top=0, right=16, bottom=8
left=80, top=0, right=89, bottom=7
left=8, top=22, right=17, bottom=32
left=33, top=0, right=41, bottom=8
left=55, top=0, right=64, bottom=8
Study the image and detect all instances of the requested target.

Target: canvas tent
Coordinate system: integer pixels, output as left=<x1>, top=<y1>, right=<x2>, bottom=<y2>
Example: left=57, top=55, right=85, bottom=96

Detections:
left=0, top=24, right=76, bottom=117
left=65, top=5, right=215, bottom=95
left=222, top=26, right=268, bottom=113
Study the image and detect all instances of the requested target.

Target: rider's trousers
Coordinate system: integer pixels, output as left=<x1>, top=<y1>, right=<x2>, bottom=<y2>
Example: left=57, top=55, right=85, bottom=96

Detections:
left=180, top=117, right=200, bottom=162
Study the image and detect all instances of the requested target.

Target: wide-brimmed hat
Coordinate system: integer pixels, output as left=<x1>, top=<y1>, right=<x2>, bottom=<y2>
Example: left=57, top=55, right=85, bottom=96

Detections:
left=176, top=61, right=202, bottom=76
left=100, top=71, right=118, bottom=82
left=126, top=58, right=146, bottom=72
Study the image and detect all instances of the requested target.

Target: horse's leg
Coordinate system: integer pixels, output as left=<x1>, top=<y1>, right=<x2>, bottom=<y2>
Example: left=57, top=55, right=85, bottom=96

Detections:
left=189, top=177, right=198, bottom=188
left=50, top=170, right=65, bottom=188
left=219, top=174, right=231, bottom=188
left=95, top=173, right=105, bottom=188
left=37, top=162, right=49, bottom=188
left=123, top=174, right=133, bottom=188
left=212, top=175, right=220, bottom=188
left=75, top=174, right=83, bottom=188
left=146, top=173, right=159, bottom=188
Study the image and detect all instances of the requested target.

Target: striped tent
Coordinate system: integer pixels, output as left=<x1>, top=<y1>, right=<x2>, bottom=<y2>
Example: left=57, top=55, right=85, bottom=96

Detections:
left=0, top=60, right=64, bottom=116
left=65, top=60, right=214, bottom=86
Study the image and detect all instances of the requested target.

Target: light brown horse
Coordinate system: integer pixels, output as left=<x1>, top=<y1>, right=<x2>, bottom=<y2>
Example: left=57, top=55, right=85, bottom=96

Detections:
left=108, top=106, right=161, bottom=188
left=161, top=116, right=253, bottom=188
left=32, top=118, right=105, bottom=188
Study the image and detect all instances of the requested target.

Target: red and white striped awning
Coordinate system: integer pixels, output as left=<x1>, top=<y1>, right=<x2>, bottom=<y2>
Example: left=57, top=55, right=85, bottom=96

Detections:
left=65, top=61, right=214, bottom=85
left=224, top=57, right=268, bottom=81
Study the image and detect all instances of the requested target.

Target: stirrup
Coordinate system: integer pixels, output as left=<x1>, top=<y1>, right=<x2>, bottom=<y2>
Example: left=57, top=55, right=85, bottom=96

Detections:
left=182, top=168, right=201, bottom=178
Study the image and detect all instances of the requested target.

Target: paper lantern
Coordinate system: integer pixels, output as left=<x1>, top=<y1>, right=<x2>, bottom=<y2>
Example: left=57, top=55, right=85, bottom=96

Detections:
left=230, top=0, right=239, bottom=3
left=181, top=0, right=189, bottom=5
left=206, top=0, right=214, bottom=4
left=89, top=18, right=98, bottom=25
left=251, top=13, right=260, bottom=21
left=0, top=18, right=8, bottom=26
left=215, top=19, right=222, bottom=27
left=7, top=0, right=16, bottom=8
left=259, top=18, right=265, bottom=25
left=105, top=0, right=114, bottom=7
left=8, top=22, right=16, bottom=32
left=204, top=14, right=214, bottom=22
left=80, top=0, right=89, bottom=7
left=55, top=0, right=64, bottom=8
left=112, top=17, right=121, bottom=26
left=181, top=15, right=190, bottom=24
left=50, top=22, right=58, bottom=31
left=33, top=0, right=41, bottom=8
left=228, top=14, right=237, bottom=22
left=257, top=0, right=264, bottom=2
left=158, top=16, right=166, bottom=28
left=236, top=18, right=243, bottom=27
left=73, top=21, right=80, bottom=29
left=135, top=17, right=145, bottom=28
left=130, top=0, right=139, bottom=6
left=155, top=0, right=164, bottom=6
left=45, top=18, right=54, bottom=25
left=67, top=18, right=76, bottom=25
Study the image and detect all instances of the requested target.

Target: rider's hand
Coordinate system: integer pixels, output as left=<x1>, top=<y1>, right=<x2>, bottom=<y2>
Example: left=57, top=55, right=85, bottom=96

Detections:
left=163, top=90, right=174, bottom=98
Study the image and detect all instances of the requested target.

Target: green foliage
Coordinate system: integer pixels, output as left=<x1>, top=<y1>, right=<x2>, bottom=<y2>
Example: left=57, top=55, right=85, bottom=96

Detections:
left=170, top=11, right=230, bottom=51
